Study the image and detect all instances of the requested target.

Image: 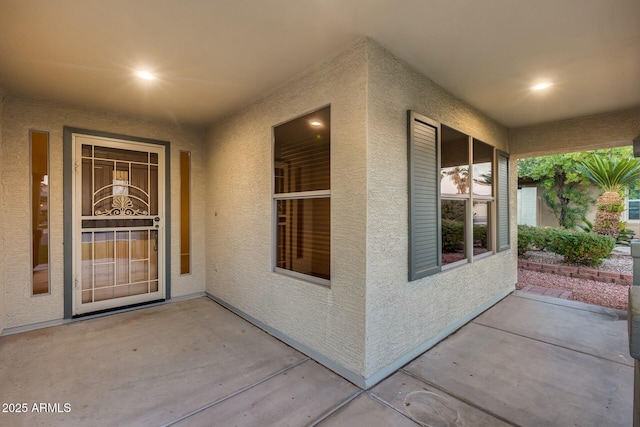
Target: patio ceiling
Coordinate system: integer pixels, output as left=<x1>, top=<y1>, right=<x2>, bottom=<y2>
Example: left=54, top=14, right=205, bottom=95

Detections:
left=0, top=0, right=638, bottom=128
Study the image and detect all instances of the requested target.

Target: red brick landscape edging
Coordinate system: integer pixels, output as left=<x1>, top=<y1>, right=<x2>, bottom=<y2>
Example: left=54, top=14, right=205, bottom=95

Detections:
left=518, top=260, right=633, bottom=286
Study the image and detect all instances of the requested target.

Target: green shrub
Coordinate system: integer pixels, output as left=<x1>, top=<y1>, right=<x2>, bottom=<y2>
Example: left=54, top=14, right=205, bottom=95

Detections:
left=442, top=219, right=464, bottom=252
left=473, top=224, right=488, bottom=248
left=517, top=225, right=552, bottom=255
left=546, top=228, right=615, bottom=265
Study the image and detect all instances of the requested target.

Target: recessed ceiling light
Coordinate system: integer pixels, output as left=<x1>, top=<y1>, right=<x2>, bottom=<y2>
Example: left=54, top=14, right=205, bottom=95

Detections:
left=136, top=70, right=155, bottom=80
left=310, top=120, right=322, bottom=127
left=531, top=82, right=552, bottom=91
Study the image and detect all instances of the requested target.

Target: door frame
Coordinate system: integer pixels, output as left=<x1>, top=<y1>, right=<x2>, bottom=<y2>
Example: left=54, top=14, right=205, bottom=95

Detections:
left=63, top=127, right=171, bottom=318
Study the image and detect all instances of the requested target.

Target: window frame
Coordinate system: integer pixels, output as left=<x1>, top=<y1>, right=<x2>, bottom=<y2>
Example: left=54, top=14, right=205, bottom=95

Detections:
left=626, top=185, right=640, bottom=222
left=440, top=129, right=496, bottom=270
left=271, top=105, right=331, bottom=287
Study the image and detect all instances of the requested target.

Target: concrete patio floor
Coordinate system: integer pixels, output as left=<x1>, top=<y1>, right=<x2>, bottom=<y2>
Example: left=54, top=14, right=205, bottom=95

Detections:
left=0, top=291, right=633, bottom=426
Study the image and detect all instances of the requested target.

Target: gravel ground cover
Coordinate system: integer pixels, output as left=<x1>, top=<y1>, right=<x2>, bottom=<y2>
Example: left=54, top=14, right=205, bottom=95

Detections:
left=517, top=249, right=631, bottom=310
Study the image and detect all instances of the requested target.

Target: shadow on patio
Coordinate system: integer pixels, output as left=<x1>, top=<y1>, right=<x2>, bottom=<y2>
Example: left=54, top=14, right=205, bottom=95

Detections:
left=0, top=292, right=632, bottom=426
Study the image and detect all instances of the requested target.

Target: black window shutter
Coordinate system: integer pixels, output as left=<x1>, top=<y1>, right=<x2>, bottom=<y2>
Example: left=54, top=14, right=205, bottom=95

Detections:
left=496, top=150, right=510, bottom=252
left=408, top=111, right=441, bottom=280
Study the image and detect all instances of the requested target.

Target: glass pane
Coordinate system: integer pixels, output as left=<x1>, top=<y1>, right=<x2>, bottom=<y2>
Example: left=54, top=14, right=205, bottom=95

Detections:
left=442, top=200, right=466, bottom=265
left=150, top=230, right=158, bottom=280
left=180, top=151, right=191, bottom=274
left=274, top=106, right=330, bottom=193
left=82, top=158, right=93, bottom=215
left=94, top=264, right=114, bottom=288
left=630, top=201, right=640, bottom=220
left=116, top=231, right=129, bottom=285
left=81, top=144, right=92, bottom=157
left=276, top=197, right=330, bottom=280
left=441, top=126, right=469, bottom=195
left=150, top=165, right=158, bottom=215
left=131, top=230, right=149, bottom=259
left=81, top=232, right=93, bottom=290
left=473, top=201, right=492, bottom=255
left=94, top=232, right=114, bottom=262
left=94, top=145, right=148, bottom=163
left=473, top=139, right=493, bottom=196
left=31, top=131, right=49, bottom=295
left=131, top=260, right=148, bottom=283
left=82, top=290, right=92, bottom=304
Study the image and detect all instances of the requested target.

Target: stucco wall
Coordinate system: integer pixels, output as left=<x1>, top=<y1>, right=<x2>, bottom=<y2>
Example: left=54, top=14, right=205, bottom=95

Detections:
left=1, top=96, right=206, bottom=329
left=526, top=185, right=601, bottom=228
left=509, top=107, right=640, bottom=158
left=205, top=41, right=368, bottom=376
left=364, top=41, right=517, bottom=377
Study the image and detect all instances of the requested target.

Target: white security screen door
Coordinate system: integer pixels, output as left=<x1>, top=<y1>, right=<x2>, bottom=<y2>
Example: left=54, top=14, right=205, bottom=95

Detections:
left=72, top=134, right=165, bottom=315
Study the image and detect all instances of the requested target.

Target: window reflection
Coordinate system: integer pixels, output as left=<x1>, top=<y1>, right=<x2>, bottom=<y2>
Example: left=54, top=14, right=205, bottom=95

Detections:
left=473, top=139, right=493, bottom=196
left=441, top=127, right=469, bottom=195
left=441, top=200, right=466, bottom=265
left=473, top=201, right=491, bottom=255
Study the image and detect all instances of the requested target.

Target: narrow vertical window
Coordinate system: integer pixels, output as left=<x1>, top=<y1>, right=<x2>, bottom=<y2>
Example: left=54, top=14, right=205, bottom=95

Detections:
left=472, top=139, right=495, bottom=257
left=274, top=106, right=330, bottom=284
left=180, top=151, right=191, bottom=274
left=31, top=131, right=49, bottom=295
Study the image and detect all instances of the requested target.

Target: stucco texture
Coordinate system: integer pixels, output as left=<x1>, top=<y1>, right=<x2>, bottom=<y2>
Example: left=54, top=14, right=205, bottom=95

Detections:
left=1, top=96, right=206, bottom=329
left=205, top=41, right=368, bottom=376
left=509, top=107, right=640, bottom=158
left=364, top=41, right=517, bottom=377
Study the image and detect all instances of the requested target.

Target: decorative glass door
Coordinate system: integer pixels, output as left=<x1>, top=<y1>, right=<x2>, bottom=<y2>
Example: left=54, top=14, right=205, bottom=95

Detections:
left=72, top=134, right=165, bottom=315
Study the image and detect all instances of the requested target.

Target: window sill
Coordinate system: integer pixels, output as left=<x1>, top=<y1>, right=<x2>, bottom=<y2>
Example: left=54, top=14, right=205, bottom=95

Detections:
left=274, top=267, right=330, bottom=288
left=441, top=258, right=469, bottom=271
left=472, top=251, right=494, bottom=262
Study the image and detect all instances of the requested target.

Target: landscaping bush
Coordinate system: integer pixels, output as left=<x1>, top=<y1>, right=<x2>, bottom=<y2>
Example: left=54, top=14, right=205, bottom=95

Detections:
left=473, top=224, right=487, bottom=248
left=517, top=225, right=552, bottom=255
left=442, top=219, right=464, bottom=252
left=546, top=228, right=615, bottom=266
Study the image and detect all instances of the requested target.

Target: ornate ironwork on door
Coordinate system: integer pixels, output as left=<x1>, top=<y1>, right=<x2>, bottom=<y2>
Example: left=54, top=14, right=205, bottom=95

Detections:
left=75, top=140, right=163, bottom=313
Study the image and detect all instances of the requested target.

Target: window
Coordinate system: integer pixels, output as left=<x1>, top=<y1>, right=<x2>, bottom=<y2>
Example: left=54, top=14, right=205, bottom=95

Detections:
left=273, top=106, right=330, bottom=284
left=628, top=181, right=640, bottom=221
left=440, top=128, right=494, bottom=266
left=408, top=111, right=507, bottom=281
left=180, top=151, right=191, bottom=274
left=31, top=130, right=50, bottom=295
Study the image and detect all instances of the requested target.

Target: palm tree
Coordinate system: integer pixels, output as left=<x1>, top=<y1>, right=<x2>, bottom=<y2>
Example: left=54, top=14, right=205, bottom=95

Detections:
left=445, top=166, right=469, bottom=194
left=578, top=156, right=640, bottom=237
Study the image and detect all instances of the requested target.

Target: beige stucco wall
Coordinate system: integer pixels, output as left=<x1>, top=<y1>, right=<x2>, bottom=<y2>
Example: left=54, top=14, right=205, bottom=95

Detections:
left=205, top=40, right=368, bottom=376
left=364, top=41, right=517, bottom=377
left=1, top=95, right=206, bottom=329
left=509, top=107, right=640, bottom=158
left=526, top=185, right=601, bottom=228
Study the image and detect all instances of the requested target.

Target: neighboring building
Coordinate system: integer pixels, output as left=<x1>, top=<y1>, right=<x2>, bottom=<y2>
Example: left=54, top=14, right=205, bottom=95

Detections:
left=1, top=29, right=638, bottom=388
left=517, top=181, right=640, bottom=238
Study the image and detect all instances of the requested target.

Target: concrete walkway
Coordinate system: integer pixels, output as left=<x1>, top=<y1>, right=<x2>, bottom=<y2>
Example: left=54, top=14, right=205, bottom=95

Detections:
left=0, top=292, right=633, bottom=426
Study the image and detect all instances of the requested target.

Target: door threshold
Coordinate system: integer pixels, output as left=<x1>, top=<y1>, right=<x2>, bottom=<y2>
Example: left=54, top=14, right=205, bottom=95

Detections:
left=73, top=299, right=166, bottom=319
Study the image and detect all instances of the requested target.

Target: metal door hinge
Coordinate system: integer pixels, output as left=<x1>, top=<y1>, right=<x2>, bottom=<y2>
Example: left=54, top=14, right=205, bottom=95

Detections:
left=74, top=161, right=79, bottom=173
left=74, top=277, right=79, bottom=289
